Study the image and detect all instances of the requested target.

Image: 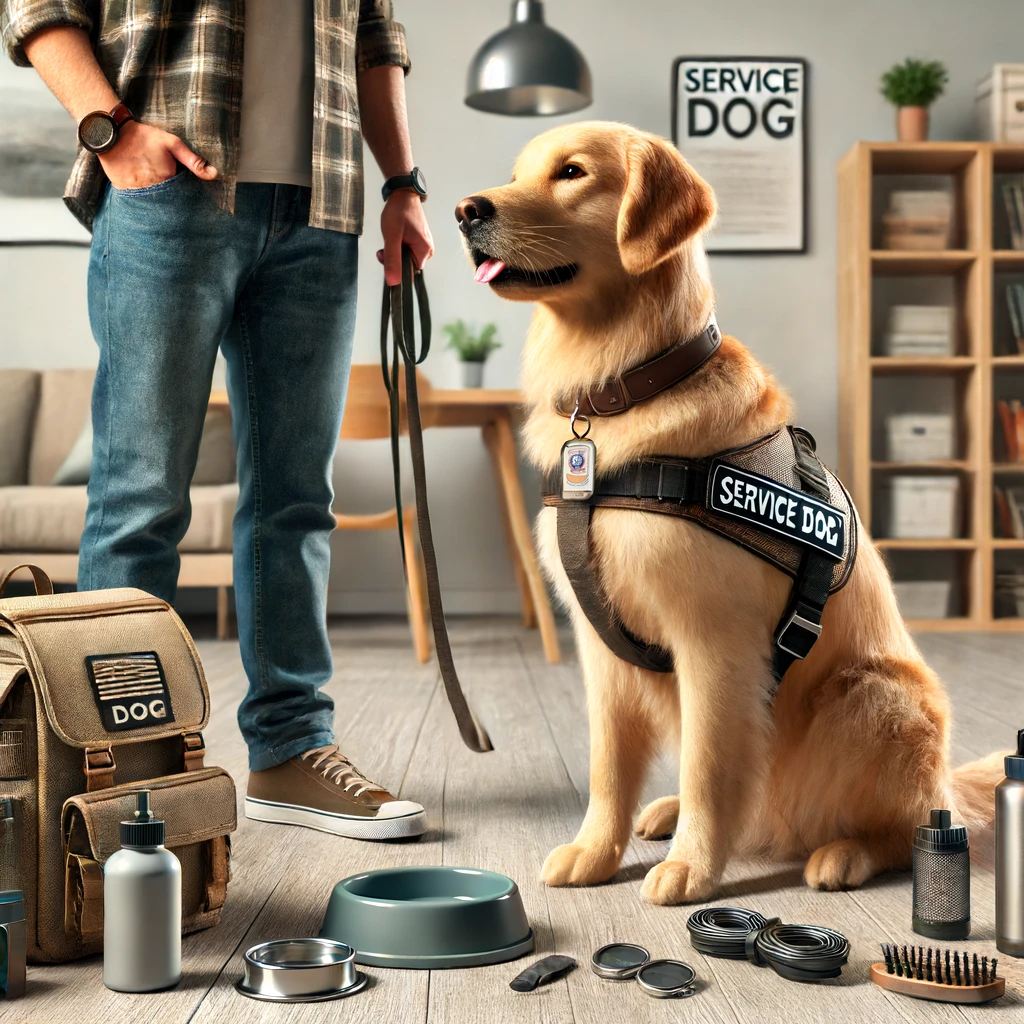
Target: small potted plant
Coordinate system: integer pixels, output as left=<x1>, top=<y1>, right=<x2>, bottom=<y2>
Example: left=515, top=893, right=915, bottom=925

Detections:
left=880, top=58, right=948, bottom=142
left=443, top=319, right=501, bottom=388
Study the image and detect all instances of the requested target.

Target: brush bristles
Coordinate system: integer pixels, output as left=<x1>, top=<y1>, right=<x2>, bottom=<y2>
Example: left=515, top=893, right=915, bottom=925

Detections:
left=881, top=945, right=999, bottom=987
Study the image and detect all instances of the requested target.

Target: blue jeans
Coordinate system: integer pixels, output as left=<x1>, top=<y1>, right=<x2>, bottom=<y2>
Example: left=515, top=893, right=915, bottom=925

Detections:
left=81, top=173, right=357, bottom=771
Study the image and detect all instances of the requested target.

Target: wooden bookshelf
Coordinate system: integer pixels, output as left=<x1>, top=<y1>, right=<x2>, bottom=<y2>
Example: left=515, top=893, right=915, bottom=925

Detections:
left=838, top=141, right=1024, bottom=630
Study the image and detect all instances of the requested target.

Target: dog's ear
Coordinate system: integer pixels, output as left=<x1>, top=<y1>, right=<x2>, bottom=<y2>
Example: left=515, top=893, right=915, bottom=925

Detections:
left=616, top=134, right=716, bottom=276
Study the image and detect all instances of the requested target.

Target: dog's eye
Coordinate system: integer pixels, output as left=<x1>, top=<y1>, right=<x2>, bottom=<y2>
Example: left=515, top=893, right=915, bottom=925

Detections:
left=556, top=164, right=586, bottom=180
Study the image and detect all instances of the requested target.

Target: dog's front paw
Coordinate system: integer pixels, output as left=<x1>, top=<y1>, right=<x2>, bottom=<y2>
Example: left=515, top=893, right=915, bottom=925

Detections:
left=542, top=842, right=620, bottom=887
left=804, top=839, right=877, bottom=891
left=640, top=860, right=718, bottom=905
left=635, top=796, right=679, bottom=840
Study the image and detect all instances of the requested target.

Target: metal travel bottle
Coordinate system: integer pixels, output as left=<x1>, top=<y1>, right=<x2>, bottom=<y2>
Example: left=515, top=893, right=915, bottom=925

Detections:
left=103, top=791, right=181, bottom=992
left=997, top=730, right=1024, bottom=957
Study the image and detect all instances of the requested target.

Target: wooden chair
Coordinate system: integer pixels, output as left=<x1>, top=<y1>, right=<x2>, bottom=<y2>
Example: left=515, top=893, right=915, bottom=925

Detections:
left=334, top=364, right=431, bottom=663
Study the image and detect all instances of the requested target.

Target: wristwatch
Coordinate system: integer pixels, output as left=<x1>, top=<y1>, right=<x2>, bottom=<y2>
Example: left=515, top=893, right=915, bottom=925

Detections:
left=381, top=167, right=428, bottom=202
left=78, top=103, right=135, bottom=154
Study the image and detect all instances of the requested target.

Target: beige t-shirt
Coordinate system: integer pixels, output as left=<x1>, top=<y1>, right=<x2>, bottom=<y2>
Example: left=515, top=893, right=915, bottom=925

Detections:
left=236, top=0, right=315, bottom=187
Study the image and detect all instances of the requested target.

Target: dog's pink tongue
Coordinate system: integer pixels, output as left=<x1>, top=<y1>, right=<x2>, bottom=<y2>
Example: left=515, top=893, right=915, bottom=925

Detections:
left=475, top=258, right=507, bottom=284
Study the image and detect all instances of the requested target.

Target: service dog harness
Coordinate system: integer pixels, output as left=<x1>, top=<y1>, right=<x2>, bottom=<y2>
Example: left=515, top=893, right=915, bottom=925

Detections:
left=543, top=318, right=858, bottom=686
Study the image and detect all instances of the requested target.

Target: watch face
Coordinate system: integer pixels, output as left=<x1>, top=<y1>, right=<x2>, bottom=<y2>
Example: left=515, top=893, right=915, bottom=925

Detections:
left=79, top=112, right=117, bottom=153
left=412, top=167, right=428, bottom=195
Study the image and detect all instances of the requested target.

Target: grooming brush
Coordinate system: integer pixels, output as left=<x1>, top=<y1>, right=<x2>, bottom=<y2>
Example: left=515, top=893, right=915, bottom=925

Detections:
left=872, top=944, right=1005, bottom=1004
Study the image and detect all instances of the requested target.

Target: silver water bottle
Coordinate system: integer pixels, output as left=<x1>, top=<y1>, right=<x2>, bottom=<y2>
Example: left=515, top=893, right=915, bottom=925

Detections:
left=997, top=730, right=1024, bottom=957
left=103, top=790, right=181, bottom=991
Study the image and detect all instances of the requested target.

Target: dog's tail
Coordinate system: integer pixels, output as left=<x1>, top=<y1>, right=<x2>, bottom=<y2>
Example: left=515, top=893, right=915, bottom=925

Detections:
left=951, top=750, right=1008, bottom=831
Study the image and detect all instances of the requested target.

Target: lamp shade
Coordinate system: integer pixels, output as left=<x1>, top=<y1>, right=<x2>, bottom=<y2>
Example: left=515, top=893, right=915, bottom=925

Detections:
left=465, top=0, right=592, bottom=116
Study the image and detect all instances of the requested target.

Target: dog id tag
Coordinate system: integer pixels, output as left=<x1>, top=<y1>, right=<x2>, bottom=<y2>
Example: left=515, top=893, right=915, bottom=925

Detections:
left=561, top=438, right=596, bottom=499
left=561, top=397, right=596, bottom=500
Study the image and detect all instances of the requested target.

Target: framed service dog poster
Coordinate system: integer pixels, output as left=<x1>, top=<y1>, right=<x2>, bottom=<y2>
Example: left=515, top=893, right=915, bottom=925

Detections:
left=671, top=57, right=808, bottom=254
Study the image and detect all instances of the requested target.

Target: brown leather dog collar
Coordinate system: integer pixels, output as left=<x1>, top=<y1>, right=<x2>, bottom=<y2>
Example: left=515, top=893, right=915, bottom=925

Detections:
left=560, top=316, right=721, bottom=417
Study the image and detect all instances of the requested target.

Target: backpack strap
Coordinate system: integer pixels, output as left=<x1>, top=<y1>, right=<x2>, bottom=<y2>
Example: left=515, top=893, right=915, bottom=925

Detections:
left=0, top=563, right=53, bottom=597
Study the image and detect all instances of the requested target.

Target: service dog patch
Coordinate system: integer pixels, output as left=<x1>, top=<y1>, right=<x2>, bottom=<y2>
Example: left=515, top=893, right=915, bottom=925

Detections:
left=708, top=463, right=846, bottom=561
left=86, top=652, right=175, bottom=731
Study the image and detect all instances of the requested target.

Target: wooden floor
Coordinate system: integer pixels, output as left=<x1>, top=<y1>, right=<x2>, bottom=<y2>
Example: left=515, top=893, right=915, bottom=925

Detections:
left=4, top=620, right=1024, bottom=1023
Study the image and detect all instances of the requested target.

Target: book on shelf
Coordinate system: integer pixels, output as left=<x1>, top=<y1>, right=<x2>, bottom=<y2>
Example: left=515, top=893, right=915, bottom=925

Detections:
left=881, top=190, right=953, bottom=250
left=882, top=304, right=954, bottom=356
left=995, top=485, right=1014, bottom=538
left=999, top=485, right=1024, bottom=540
left=998, top=399, right=1020, bottom=462
left=1002, top=176, right=1024, bottom=251
left=1007, top=283, right=1024, bottom=353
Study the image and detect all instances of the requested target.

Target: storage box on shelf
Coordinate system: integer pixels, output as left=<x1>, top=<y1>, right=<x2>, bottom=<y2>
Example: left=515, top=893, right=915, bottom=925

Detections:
left=839, top=141, right=1024, bottom=629
left=977, top=65, right=1024, bottom=144
left=884, top=475, right=960, bottom=539
left=893, top=579, right=953, bottom=619
left=885, top=413, right=954, bottom=462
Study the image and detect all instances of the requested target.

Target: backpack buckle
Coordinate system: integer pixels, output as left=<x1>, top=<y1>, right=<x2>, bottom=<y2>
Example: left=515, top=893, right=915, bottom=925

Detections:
left=83, top=746, right=116, bottom=791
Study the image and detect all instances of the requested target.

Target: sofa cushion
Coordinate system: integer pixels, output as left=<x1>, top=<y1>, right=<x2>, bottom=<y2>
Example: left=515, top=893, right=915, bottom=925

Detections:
left=52, top=418, right=93, bottom=485
left=0, top=484, right=238, bottom=553
left=0, top=370, right=41, bottom=487
left=193, top=408, right=235, bottom=485
left=27, top=369, right=95, bottom=486
left=27, top=369, right=235, bottom=487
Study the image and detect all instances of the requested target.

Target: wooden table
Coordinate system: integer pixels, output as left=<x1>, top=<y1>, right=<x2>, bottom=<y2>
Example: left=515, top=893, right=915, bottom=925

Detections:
left=209, top=387, right=560, bottom=664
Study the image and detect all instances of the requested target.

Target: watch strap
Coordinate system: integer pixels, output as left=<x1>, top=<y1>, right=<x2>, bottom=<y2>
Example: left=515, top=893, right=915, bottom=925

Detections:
left=109, top=102, right=134, bottom=128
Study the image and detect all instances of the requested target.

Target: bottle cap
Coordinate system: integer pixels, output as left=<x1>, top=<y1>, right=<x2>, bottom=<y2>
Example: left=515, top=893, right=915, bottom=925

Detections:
left=914, top=808, right=968, bottom=854
left=119, top=790, right=165, bottom=848
left=1005, top=729, right=1024, bottom=781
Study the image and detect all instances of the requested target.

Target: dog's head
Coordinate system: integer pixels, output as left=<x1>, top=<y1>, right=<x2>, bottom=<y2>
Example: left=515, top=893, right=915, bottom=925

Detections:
left=455, top=121, right=716, bottom=303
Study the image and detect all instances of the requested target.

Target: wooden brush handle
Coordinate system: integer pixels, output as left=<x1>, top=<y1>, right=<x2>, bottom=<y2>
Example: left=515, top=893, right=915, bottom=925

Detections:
left=870, top=963, right=1005, bottom=1004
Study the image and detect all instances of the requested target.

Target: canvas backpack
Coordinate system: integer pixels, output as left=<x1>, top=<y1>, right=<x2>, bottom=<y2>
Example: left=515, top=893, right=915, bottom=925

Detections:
left=0, top=564, right=237, bottom=963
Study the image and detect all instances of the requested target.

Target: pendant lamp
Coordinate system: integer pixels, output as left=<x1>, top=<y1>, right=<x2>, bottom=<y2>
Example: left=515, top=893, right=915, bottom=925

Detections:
left=464, top=1, right=592, bottom=116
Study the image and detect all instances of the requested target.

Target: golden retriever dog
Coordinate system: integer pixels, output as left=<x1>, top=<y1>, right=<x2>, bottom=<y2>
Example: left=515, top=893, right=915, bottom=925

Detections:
left=455, top=121, right=1002, bottom=906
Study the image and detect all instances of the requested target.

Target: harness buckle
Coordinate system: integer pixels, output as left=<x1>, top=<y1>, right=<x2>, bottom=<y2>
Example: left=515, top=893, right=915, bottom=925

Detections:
left=774, top=606, right=822, bottom=660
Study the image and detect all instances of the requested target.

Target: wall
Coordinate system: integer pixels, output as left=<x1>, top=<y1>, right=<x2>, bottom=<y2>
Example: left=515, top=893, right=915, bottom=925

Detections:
left=2, top=0, right=1023, bottom=613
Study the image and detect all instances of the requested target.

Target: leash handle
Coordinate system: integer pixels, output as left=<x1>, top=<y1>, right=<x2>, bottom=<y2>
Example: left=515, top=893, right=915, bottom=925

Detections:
left=381, top=247, right=493, bottom=753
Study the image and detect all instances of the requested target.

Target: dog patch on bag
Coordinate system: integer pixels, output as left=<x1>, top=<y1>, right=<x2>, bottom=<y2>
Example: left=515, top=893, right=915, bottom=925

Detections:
left=708, top=462, right=846, bottom=561
left=85, top=652, right=175, bottom=731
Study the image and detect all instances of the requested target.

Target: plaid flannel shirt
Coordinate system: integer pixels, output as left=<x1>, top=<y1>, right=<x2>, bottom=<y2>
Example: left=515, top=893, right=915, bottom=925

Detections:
left=2, top=0, right=410, bottom=234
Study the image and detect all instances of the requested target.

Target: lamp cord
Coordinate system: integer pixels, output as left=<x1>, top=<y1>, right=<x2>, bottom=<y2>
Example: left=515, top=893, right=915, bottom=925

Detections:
left=687, top=906, right=850, bottom=982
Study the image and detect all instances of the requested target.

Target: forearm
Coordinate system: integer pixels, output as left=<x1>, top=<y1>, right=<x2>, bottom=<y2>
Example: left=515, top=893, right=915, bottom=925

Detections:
left=358, top=63, right=414, bottom=179
left=22, top=25, right=117, bottom=122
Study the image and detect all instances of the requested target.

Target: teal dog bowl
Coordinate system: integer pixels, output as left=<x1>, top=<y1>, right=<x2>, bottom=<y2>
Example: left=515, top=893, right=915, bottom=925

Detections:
left=319, top=866, right=534, bottom=969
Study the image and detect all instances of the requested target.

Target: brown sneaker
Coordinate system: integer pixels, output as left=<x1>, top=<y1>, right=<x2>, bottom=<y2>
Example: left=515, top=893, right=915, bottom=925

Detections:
left=244, top=745, right=426, bottom=840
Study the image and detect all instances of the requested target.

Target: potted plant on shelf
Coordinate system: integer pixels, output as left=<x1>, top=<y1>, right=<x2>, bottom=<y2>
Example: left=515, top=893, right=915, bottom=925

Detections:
left=880, top=58, right=948, bottom=142
left=443, top=319, right=501, bottom=388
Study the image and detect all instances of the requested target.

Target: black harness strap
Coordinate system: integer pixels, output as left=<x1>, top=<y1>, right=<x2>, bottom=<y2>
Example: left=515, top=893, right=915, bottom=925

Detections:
left=556, top=502, right=674, bottom=673
left=381, top=248, right=493, bottom=752
left=770, top=429, right=834, bottom=683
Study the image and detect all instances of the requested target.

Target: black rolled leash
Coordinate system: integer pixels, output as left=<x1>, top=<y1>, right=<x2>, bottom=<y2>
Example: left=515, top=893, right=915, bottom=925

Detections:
left=380, top=246, right=493, bottom=753
left=687, top=906, right=850, bottom=982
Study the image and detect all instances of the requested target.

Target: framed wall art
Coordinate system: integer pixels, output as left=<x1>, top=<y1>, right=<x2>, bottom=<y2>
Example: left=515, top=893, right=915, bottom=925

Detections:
left=0, top=58, right=90, bottom=245
left=672, top=57, right=808, bottom=254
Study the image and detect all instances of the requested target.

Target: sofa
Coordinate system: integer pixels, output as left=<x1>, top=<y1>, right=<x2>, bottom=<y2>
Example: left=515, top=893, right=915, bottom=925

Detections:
left=0, top=369, right=237, bottom=637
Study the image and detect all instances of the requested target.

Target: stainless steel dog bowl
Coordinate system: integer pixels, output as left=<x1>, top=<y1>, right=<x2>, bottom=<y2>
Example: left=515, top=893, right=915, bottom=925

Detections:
left=235, top=937, right=367, bottom=1002
left=320, top=865, right=534, bottom=969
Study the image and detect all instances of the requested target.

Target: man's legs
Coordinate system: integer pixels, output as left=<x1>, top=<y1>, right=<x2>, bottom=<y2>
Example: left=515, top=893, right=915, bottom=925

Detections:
left=227, top=185, right=424, bottom=839
left=80, top=174, right=254, bottom=597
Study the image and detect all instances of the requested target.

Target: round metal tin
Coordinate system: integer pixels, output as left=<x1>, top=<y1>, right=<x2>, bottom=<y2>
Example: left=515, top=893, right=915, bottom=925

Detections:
left=235, top=938, right=367, bottom=1003
left=590, top=943, right=651, bottom=980
left=635, top=959, right=697, bottom=999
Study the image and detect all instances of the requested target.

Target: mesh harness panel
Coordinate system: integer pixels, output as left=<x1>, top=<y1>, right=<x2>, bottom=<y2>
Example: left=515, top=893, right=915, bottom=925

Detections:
left=543, top=426, right=858, bottom=685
